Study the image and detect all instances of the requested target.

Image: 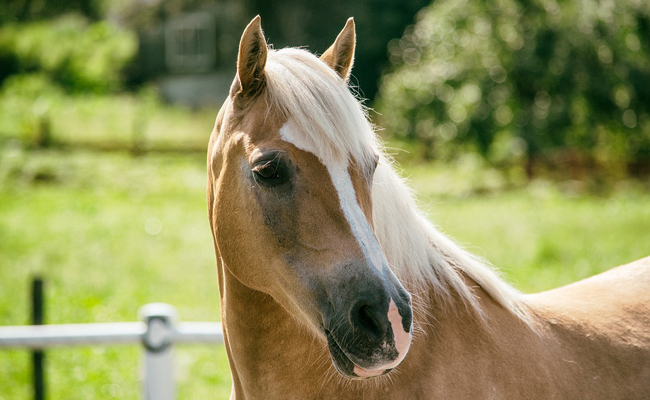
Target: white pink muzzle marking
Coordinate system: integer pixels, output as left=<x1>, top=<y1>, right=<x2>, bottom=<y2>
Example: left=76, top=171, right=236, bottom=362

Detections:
left=353, top=299, right=412, bottom=377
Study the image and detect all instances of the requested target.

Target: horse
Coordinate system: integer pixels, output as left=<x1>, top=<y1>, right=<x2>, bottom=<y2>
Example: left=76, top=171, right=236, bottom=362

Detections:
left=206, top=16, right=650, bottom=399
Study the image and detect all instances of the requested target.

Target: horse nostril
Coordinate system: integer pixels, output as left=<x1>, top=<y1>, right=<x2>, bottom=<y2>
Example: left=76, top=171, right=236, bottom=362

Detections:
left=359, top=305, right=380, bottom=331
left=352, top=303, right=386, bottom=341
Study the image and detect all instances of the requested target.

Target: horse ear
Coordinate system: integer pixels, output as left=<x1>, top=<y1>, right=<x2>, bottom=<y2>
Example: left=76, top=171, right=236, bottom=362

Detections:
left=236, top=15, right=268, bottom=97
left=320, top=18, right=356, bottom=81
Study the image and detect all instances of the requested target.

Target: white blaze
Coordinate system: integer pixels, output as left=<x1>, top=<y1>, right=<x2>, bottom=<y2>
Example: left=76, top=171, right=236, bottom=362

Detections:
left=280, top=123, right=383, bottom=270
left=280, top=121, right=412, bottom=375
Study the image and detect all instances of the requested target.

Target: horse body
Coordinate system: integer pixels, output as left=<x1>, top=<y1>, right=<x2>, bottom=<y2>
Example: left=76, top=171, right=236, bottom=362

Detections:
left=207, top=16, right=650, bottom=399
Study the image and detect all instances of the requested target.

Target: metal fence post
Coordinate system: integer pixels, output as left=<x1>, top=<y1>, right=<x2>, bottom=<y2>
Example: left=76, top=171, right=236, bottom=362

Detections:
left=32, top=277, right=45, bottom=400
left=139, top=303, right=177, bottom=400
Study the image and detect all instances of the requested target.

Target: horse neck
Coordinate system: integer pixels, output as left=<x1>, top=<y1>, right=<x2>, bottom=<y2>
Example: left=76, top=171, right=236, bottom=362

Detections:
left=218, top=256, right=553, bottom=399
left=405, top=276, right=575, bottom=398
left=218, top=262, right=332, bottom=399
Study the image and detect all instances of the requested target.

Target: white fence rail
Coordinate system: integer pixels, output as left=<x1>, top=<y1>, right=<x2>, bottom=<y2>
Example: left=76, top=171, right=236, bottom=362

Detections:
left=0, top=303, right=223, bottom=400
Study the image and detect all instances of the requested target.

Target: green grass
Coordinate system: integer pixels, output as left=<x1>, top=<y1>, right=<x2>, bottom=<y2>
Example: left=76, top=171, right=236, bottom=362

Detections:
left=0, top=148, right=229, bottom=399
left=0, top=80, right=216, bottom=151
left=1, top=147, right=649, bottom=399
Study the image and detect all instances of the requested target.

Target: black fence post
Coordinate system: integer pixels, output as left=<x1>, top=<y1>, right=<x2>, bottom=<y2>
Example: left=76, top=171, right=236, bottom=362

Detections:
left=32, top=277, right=45, bottom=400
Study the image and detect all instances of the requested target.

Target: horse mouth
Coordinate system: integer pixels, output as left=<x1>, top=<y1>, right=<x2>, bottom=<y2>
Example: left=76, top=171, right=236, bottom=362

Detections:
left=325, top=330, right=392, bottom=380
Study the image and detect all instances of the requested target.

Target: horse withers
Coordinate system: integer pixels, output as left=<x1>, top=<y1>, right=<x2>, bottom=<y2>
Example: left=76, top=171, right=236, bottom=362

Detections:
left=207, top=16, right=650, bottom=399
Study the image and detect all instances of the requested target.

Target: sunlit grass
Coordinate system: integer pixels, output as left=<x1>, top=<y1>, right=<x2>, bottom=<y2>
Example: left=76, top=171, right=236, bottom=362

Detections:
left=1, top=147, right=649, bottom=398
left=418, top=184, right=650, bottom=292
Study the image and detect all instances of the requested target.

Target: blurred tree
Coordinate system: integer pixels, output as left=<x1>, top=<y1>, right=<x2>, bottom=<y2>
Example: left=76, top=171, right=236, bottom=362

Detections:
left=1, top=0, right=102, bottom=23
left=377, top=0, right=650, bottom=177
left=0, top=16, right=137, bottom=92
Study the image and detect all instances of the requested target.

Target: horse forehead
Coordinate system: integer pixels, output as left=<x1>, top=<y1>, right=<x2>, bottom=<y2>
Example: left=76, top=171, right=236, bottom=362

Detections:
left=237, top=101, right=286, bottom=143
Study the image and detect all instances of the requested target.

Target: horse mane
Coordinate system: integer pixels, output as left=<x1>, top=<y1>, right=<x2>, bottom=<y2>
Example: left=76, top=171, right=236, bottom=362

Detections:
left=264, top=48, right=531, bottom=324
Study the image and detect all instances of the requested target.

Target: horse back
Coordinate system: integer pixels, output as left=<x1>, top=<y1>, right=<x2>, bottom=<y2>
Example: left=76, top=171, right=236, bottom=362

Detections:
left=526, top=257, right=650, bottom=399
left=530, top=256, right=650, bottom=343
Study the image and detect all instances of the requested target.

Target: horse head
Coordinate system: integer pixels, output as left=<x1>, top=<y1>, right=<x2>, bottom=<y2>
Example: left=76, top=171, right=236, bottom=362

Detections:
left=208, top=16, right=412, bottom=379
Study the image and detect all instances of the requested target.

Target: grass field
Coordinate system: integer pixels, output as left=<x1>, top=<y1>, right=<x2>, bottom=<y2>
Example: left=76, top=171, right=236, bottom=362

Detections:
left=0, top=83, right=216, bottom=152
left=1, top=147, right=649, bottom=399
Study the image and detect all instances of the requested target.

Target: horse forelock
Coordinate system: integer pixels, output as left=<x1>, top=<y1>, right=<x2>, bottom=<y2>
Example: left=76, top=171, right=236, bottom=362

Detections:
left=265, top=48, right=378, bottom=168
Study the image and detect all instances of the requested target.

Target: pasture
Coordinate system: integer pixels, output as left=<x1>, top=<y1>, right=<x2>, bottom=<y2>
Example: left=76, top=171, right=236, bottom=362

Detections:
left=1, top=147, right=649, bottom=399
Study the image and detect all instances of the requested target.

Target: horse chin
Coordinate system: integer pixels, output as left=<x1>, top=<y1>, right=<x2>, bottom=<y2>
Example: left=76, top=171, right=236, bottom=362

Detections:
left=325, top=330, right=393, bottom=380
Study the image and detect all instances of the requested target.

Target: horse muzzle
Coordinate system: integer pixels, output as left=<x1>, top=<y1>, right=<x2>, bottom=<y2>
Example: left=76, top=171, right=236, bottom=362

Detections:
left=324, top=294, right=413, bottom=380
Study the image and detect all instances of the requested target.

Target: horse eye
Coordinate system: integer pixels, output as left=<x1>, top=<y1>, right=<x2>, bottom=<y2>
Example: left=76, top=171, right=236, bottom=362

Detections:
left=253, top=163, right=278, bottom=180
left=251, top=153, right=292, bottom=188
left=253, top=164, right=279, bottom=179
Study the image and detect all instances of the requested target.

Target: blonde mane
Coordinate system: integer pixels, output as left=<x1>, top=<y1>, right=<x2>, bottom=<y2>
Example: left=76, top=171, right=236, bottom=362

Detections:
left=264, top=47, right=530, bottom=323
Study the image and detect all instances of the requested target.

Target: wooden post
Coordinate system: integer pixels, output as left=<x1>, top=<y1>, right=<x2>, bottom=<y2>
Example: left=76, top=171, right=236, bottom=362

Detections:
left=35, top=115, right=52, bottom=149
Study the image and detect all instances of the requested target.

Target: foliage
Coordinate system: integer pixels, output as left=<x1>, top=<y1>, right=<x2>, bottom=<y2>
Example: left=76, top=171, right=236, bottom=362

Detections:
left=1, top=0, right=103, bottom=23
left=377, top=0, right=650, bottom=173
left=0, top=15, right=137, bottom=92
